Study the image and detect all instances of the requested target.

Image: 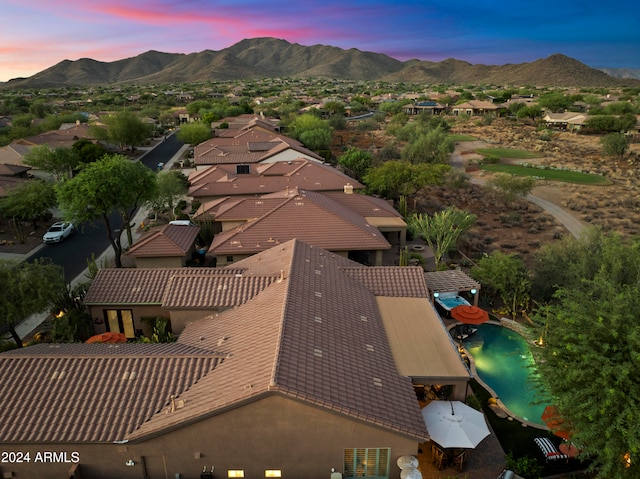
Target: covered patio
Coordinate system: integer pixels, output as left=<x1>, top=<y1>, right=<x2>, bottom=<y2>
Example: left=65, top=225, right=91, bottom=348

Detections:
left=424, top=270, right=481, bottom=306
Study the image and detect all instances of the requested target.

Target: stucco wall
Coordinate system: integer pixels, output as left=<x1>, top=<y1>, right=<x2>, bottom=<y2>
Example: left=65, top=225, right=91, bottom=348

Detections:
left=2, top=395, right=421, bottom=479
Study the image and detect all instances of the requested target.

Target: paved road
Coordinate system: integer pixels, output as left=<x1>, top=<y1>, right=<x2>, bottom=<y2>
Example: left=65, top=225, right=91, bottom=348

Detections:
left=26, top=133, right=185, bottom=283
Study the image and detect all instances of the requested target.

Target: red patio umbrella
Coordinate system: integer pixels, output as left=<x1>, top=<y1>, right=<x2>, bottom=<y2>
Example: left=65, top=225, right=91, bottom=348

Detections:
left=86, top=332, right=127, bottom=344
left=451, top=305, right=489, bottom=325
left=541, top=405, right=571, bottom=440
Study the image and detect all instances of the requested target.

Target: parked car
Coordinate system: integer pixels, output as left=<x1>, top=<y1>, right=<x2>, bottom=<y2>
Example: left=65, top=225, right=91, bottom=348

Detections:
left=43, top=221, right=75, bottom=243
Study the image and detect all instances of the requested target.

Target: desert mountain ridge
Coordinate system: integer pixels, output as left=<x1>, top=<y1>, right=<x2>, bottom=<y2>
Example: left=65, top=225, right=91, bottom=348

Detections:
left=3, top=37, right=639, bottom=89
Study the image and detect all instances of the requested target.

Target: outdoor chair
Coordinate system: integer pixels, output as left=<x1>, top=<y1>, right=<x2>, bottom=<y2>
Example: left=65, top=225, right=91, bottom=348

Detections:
left=534, top=437, right=569, bottom=462
left=450, top=449, right=467, bottom=471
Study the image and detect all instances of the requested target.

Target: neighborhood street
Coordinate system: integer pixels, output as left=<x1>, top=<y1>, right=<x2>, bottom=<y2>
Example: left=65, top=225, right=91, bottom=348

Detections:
left=26, top=133, right=185, bottom=283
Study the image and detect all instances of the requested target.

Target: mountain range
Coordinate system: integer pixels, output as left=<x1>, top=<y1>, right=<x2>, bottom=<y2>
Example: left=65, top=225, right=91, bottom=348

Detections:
left=4, top=37, right=639, bottom=89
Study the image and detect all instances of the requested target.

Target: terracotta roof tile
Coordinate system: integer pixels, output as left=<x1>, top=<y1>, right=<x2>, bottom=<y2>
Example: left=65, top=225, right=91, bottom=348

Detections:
left=343, top=266, right=429, bottom=297
left=0, top=343, right=222, bottom=443
left=131, top=240, right=427, bottom=442
left=127, top=224, right=200, bottom=257
left=207, top=189, right=390, bottom=255
left=83, top=268, right=246, bottom=305
left=188, top=159, right=363, bottom=199
left=162, top=273, right=280, bottom=308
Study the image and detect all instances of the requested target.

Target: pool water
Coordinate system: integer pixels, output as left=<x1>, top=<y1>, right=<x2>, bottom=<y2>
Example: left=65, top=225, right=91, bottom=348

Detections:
left=463, top=323, right=549, bottom=426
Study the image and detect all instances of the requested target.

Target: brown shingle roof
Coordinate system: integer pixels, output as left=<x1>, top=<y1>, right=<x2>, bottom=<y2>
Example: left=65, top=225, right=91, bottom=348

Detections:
left=188, top=159, right=363, bottom=199
left=207, top=188, right=390, bottom=255
left=127, top=224, right=200, bottom=258
left=130, top=239, right=428, bottom=442
left=83, top=268, right=246, bottom=305
left=0, top=343, right=223, bottom=443
left=343, top=266, right=429, bottom=297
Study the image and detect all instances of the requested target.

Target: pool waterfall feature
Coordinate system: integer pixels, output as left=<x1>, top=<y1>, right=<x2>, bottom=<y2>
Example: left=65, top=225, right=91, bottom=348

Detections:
left=459, top=320, right=550, bottom=428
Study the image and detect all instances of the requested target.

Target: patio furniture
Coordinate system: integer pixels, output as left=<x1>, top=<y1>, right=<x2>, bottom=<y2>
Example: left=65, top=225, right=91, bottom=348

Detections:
left=534, top=437, right=569, bottom=462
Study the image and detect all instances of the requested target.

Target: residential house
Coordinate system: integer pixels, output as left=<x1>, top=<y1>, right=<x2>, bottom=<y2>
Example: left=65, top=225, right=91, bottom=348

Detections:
left=542, top=112, right=588, bottom=132
left=451, top=100, right=505, bottom=116
left=403, top=101, right=447, bottom=116
left=206, top=187, right=393, bottom=266
left=193, top=127, right=324, bottom=169
left=4, top=239, right=470, bottom=478
left=126, top=223, right=202, bottom=268
left=188, top=158, right=363, bottom=204
left=0, top=163, right=31, bottom=197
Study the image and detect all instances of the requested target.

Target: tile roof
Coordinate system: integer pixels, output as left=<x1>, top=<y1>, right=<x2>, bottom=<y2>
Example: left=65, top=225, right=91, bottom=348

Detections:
left=83, top=268, right=246, bottom=305
left=6, top=240, right=435, bottom=445
left=161, top=273, right=280, bottom=308
left=194, top=128, right=323, bottom=166
left=129, top=239, right=428, bottom=442
left=127, top=224, right=201, bottom=257
left=321, top=191, right=401, bottom=218
left=188, top=159, right=362, bottom=198
left=0, top=343, right=223, bottom=443
left=343, top=266, right=429, bottom=297
left=207, top=188, right=391, bottom=255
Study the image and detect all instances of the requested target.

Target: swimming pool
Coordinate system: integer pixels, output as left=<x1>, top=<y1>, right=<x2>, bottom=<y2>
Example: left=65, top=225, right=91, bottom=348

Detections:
left=463, top=323, right=549, bottom=426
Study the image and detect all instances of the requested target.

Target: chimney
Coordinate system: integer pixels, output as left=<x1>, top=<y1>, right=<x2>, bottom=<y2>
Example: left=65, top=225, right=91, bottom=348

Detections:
left=344, top=183, right=353, bottom=194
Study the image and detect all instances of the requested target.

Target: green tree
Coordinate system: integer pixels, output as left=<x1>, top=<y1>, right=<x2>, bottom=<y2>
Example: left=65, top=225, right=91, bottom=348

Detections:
left=288, top=114, right=331, bottom=143
left=337, top=147, right=373, bottom=181
left=408, top=207, right=476, bottom=269
left=71, top=139, right=106, bottom=168
left=99, top=110, right=150, bottom=152
left=0, top=259, right=65, bottom=347
left=401, top=127, right=455, bottom=164
left=601, top=132, right=630, bottom=160
left=56, top=154, right=157, bottom=267
left=299, top=127, right=332, bottom=150
left=146, top=170, right=189, bottom=221
left=484, top=173, right=536, bottom=205
left=0, top=179, right=56, bottom=230
left=364, top=160, right=450, bottom=201
left=24, top=145, right=79, bottom=180
left=470, top=251, right=530, bottom=318
left=176, top=122, right=212, bottom=146
left=538, top=91, right=572, bottom=112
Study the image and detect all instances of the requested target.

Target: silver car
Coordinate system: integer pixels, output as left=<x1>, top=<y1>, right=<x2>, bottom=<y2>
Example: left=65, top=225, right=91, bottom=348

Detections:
left=43, top=221, right=75, bottom=243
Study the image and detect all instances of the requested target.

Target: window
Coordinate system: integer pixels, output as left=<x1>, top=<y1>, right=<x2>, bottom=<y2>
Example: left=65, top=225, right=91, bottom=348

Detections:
left=344, top=448, right=390, bottom=478
left=104, top=309, right=135, bottom=338
left=226, top=255, right=234, bottom=263
left=236, top=164, right=250, bottom=174
left=227, top=471, right=244, bottom=478
left=264, top=471, right=282, bottom=478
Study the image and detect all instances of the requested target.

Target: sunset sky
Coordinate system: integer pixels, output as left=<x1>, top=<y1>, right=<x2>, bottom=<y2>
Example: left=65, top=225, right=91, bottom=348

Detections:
left=2, top=0, right=639, bottom=82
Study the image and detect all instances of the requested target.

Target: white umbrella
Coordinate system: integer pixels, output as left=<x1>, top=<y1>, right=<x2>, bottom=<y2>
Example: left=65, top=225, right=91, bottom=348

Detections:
left=422, top=400, right=491, bottom=449
left=397, top=455, right=419, bottom=469
left=400, top=467, right=422, bottom=479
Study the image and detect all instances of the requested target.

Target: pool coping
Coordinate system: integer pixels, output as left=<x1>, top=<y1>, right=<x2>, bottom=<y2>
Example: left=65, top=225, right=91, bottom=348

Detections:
left=450, top=318, right=552, bottom=432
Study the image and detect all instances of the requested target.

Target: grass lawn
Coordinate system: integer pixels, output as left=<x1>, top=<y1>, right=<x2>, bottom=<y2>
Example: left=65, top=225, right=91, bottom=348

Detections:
left=450, top=134, right=478, bottom=141
left=480, top=164, right=609, bottom=185
left=475, top=148, right=542, bottom=159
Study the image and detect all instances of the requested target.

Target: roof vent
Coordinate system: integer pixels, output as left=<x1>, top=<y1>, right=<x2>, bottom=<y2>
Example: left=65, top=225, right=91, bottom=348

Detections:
left=360, top=315, right=368, bottom=322
left=366, top=344, right=375, bottom=352
left=344, top=183, right=353, bottom=194
left=217, top=336, right=228, bottom=346
left=313, top=348, right=323, bottom=358
left=51, top=370, right=66, bottom=380
left=122, top=371, right=137, bottom=380
left=314, top=316, right=322, bottom=323
left=373, top=377, right=383, bottom=387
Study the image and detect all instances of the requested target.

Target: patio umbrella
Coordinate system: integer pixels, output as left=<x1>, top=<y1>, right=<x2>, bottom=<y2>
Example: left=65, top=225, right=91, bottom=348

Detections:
left=451, top=305, right=489, bottom=325
left=422, top=400, right=491, bottom=449
left=86, top=332, right=127, bottom=344
left=541, top=405, right=571, bottom=440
